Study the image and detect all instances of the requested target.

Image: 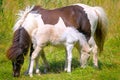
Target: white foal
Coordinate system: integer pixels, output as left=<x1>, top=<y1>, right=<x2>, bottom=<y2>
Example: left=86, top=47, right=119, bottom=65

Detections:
left=28, top=16, right=92, bottom=77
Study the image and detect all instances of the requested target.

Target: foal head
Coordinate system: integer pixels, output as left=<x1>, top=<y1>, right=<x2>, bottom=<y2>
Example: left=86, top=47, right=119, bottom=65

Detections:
left=7, top=27, right=31, bottom=77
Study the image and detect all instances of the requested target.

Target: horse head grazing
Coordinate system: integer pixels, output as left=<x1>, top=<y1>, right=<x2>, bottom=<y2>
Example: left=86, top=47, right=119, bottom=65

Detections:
left=7, top=27, right=31, bottom=77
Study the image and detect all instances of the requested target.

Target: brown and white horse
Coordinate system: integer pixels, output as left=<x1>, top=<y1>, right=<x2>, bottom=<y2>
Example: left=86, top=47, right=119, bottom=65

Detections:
left=6, top=3, right=108, bottom=77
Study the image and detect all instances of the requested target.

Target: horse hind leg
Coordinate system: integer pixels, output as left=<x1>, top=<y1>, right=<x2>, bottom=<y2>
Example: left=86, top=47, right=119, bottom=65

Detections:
left=88, top=37, right=98, bottom=68
left=92, top=44, right=98, bottom=68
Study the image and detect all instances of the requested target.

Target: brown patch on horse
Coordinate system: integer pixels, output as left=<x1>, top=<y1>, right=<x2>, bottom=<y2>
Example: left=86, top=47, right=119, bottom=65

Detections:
left=31, top=5, right=91, bottom=40
left=6, top=27, right=31, bottom=61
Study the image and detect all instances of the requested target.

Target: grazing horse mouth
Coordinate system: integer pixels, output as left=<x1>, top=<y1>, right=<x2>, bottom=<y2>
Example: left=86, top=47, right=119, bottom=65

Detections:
left=12, top=55, right=24, bottom=77
left=13, top=72, right=20, bottom=77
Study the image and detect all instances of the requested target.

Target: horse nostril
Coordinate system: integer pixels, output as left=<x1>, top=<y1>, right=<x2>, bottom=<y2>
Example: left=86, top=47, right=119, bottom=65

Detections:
left=13, top=72, right=20, bottom=77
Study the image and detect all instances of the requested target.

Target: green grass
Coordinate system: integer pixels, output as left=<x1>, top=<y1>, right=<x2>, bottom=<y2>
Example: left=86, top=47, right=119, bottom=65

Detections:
left=0, top=0, right=120, bottom=80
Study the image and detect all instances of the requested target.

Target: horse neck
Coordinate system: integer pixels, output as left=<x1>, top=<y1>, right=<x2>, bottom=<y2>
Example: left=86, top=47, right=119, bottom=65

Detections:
left=23, top=24, right=37, bottom=38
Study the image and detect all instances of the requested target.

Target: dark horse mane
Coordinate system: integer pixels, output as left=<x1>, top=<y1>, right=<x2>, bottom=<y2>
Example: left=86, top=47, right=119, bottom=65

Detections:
left=6, top=27, right=31, bottom=61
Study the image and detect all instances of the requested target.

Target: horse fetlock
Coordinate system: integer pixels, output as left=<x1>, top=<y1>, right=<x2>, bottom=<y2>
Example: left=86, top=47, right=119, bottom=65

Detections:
left=93, top=65, right=98, bottom=69
left=36, top=69, right=40, bottom=74
left=31, top=54, right=37, bottom=60
left=64, top=68, right=67, bottom=72
left=67, top=69, right=71, bottom=73
left=29, top=73, right=33, bottom=77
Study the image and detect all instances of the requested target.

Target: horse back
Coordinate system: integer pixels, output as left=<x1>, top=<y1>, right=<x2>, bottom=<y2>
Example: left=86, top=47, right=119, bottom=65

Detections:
left=31, top=5, right=91, bottom=40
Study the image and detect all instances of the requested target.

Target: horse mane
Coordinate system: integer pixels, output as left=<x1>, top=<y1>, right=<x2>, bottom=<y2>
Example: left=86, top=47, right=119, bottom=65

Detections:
left=6, top=27, right=31, bottom=61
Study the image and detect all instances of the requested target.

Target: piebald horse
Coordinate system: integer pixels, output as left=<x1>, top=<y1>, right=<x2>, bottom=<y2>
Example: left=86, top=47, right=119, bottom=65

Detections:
left=6, top=3, right=108, bottom=77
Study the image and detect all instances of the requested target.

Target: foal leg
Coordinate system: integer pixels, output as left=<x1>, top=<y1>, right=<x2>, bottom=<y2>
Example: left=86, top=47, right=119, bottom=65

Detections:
left=40, top=49, right=50, bottom=73
left=29, top=46, right=42, bottom=77
left=35, top=53, right=40, bottom=75
left=64, top=49, right=68, bottom=72
left=65, top=44, right=73, bottom=72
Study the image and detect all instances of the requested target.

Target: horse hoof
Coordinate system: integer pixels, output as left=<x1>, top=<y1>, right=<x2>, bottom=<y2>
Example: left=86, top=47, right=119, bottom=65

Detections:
left=36, top=70, right=41, bottom=75
left=81, top=65, right=87, bottom=68
left=37, top=73, right=41, bottom=76
left=67, top=70, right=71, bottom=73
left=44, top=69, right=47, bottom=73
left=30, top=74, right=33, bottom=77
left=29, top=73, right=33, bottom=77
left=64, top=68, right=67, bottom=72
left=93, top=65, right=99, bottom=69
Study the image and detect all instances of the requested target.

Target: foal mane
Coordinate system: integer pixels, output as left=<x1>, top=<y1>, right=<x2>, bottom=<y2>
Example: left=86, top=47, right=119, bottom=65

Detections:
left=6, top=27, right=31, bottom=61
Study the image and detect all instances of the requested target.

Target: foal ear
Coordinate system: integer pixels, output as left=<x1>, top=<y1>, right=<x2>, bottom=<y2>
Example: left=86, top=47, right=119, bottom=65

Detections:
left=55, top=17, right=66, bottom=28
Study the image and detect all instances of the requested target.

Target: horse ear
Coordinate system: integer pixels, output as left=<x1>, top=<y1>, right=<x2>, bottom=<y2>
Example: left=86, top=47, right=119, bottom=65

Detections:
left=55, top=17, right=66, bottom=28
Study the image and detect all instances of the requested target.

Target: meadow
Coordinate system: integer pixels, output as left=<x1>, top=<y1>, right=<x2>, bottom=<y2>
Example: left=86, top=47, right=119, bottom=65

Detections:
left=0, top=0, right=120, bottom=80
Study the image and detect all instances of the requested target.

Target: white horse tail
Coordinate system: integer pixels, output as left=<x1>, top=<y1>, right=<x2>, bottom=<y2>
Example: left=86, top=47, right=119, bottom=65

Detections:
left=13, top=6, right=34, bottom=31
left=94, top=7, right=108, bottom=52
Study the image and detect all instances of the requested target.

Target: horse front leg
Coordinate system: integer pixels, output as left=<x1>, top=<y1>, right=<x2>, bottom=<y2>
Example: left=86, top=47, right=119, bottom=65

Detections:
left=29, top=46, right=42, bottom=77
left=65, top=44, right=73, bottom=72
left=24, top=44, right=34, bottom=75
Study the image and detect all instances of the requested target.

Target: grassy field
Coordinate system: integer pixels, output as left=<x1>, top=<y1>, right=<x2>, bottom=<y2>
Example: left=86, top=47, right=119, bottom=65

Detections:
left=0, top=0, right=120, bottom=80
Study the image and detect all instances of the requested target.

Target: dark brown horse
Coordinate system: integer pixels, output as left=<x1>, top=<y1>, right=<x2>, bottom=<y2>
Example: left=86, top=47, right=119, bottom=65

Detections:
left=6, top=3, right=108, bottom=77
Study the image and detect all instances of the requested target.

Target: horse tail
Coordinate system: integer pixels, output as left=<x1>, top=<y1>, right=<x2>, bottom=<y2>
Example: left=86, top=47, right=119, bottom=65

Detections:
left=13, top=6, right=34, bottom=31
left=6, top=6, right=34, bottom=61
left=93, top=7, right=108, bottom=52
